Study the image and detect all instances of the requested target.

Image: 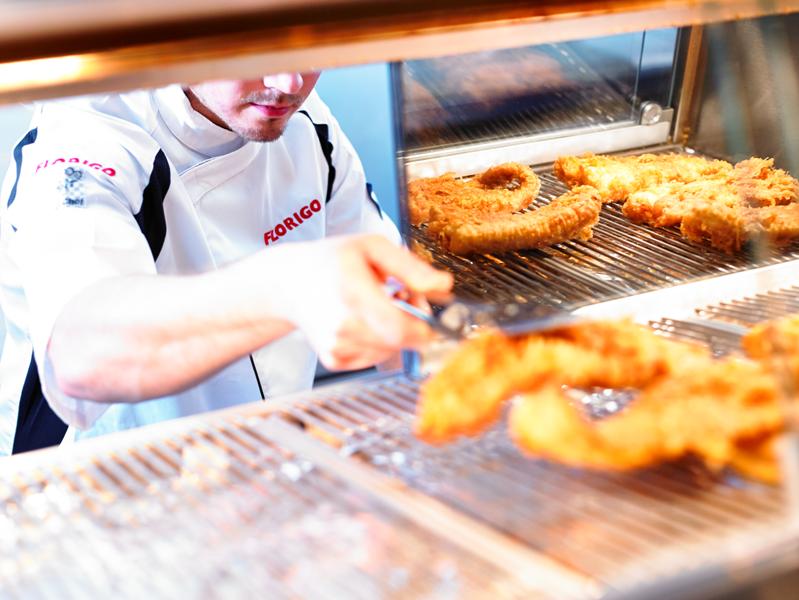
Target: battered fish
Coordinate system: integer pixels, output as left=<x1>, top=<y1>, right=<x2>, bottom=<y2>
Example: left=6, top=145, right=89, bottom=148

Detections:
left=509, top=359, right=783, bottom=475
left=426, top=186, right=602, bottom=255
left=408, top=162, right=541, bottom=226
left=557, top=153, right=799, bottom=252
left=553, top=153, right=733, bottom=203
left=743, top=313, right=799, bottom=387
left=680, top=201, right=799, bottom=253
left=415, top=320, right=706, bottom=443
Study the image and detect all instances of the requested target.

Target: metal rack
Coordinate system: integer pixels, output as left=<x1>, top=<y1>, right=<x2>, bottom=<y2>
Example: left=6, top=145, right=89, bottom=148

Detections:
left=280, top=373, right=796, bottom=598
left=280, top=286, right=799, bottom=597
left=0, top=415, right=534, bottom=599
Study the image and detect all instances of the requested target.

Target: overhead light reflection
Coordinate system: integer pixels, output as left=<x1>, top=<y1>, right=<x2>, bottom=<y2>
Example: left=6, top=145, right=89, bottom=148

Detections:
left=0, top=55, right=88, bottom=92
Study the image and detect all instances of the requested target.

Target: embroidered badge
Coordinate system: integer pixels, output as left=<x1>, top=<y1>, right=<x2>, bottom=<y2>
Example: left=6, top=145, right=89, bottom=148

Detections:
left=58, top=167, right=85, bottom=207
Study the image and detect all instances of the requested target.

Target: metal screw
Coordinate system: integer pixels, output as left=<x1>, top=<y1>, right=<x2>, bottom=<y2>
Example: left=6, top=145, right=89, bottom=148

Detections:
left=639, top=101, right=663, bottom=125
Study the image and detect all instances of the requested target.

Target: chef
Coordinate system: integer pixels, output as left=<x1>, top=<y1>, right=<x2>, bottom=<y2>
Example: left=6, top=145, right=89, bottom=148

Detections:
left=0, top=71, right=451, bottom=455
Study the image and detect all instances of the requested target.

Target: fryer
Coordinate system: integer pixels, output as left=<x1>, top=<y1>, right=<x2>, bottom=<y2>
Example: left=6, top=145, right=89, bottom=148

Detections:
left=394, top=16, right=799, bottom=308
left=5, top=2, right=799, bottom=599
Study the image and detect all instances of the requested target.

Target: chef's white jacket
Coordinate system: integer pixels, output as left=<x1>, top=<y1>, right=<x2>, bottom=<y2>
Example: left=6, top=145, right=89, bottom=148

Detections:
left=0, top=85, right=398, bottom=455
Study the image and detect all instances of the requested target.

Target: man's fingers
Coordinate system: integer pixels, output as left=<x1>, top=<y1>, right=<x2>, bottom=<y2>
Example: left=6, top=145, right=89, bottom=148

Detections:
left=343, top=250, right=433, bottom=348
left=359, top=236, right=453, bottom=296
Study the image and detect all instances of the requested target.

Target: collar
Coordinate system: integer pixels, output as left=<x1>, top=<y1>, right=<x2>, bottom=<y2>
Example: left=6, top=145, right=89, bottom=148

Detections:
left=153, top=85, right=246, bottom=158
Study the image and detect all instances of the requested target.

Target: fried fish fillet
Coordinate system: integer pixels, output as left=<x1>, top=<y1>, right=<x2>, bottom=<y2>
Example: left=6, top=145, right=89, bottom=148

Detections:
left=425, top=185, right=602, bottom=255
left=415, top=320, right=706, bottom=443
left=734, top=157, right=799, bottom=207
left=555, top=153, right=799, bottom=252
left=680, top=201, right=799, bottom=253
left=621, top=157, right=799, bottom=231
left=621, top=180, right=737, bottom=228
left=509, top=359, right=783, bottom=475
left=553, top=153, right=733, bottom=203
left=408, top=162, right=541, bottom=226
left=729, top=435, right=780, bottom=485
left=743, top=314, right=799, bottom=386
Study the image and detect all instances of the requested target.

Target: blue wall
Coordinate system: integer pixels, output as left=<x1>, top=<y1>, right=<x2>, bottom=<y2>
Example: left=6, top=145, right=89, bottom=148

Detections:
left=315, top=63, right=399, bottom=224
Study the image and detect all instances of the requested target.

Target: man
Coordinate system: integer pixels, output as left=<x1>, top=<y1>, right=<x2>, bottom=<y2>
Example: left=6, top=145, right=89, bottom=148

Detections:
left=0, top=71, right=452, bottom=455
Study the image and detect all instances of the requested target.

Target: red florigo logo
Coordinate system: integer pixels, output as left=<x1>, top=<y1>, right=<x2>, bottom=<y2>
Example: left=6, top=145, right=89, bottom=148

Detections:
left=264, top=199, right=322, bottom=245
left=35, top=157, right=116, bottom=177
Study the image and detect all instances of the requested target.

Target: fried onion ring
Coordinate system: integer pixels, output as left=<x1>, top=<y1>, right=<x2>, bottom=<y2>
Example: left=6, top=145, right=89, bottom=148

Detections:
left=407, top=162, right=540, bottom=226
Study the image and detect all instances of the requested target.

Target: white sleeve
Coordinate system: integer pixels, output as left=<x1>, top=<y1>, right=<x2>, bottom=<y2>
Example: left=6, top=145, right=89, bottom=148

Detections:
left=305, top=95, right=401, bottom=244
left=3, top=115, right=158, bottom=428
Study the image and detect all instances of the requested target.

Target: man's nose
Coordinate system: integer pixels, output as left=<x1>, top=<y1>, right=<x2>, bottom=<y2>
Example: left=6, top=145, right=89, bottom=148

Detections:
left=262, top=72, right=304, bottom=94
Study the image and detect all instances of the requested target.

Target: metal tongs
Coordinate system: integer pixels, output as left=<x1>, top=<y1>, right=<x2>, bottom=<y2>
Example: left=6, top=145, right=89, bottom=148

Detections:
left=387, top=279, right=580, bottom=339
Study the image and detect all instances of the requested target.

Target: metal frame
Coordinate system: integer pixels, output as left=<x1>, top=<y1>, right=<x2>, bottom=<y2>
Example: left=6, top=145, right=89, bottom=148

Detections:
left=1, top=0, right=799, bottom=105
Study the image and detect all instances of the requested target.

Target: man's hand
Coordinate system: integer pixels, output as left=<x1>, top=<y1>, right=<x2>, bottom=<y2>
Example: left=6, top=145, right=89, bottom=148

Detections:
left=264, top=235, right=452, bottom=371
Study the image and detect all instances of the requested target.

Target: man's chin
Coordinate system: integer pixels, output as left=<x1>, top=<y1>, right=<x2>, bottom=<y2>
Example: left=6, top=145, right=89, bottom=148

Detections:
left=234, top=121, right=288, bottom=143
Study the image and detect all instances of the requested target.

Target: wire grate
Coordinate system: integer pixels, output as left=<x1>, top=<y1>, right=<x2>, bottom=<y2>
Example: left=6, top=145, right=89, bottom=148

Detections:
left=283, top=292, right=799, bottom=596
left=282, top=375, right=793, bottom=595
left=410, top=149, right=799, bottom=306
left=696, top=285, right=799, bottom=326
left=0, top=416, right=530, bottom=599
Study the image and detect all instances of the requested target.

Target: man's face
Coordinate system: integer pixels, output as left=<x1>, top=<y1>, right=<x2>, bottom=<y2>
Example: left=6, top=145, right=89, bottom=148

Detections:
left=186, top=72, right=321, bottom=142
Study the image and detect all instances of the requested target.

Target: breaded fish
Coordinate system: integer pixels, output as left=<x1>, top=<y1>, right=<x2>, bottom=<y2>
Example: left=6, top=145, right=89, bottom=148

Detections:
left=426, top=185, right=602, bottom=255
left=509, top=359, right=783, bottom=474
left=553, top=153, right=732, bottom=203
left=415, top=320, right=707, bottom=443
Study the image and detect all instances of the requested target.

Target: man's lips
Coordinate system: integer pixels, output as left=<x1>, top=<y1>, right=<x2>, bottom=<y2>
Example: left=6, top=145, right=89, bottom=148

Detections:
left=248, top=103, right=293, bottom=118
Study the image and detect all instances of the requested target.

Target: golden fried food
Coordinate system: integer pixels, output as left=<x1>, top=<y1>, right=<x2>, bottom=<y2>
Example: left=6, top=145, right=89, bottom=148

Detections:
left=681, top=201, right=799, bottom=253
left=509, top=359, right=783, bottom=476
left=408, top=163, right=540, bottom=226
left=555, top=152, right=799, bottom=252
left=553, top=153, right=732, bottom=203
left=728, top=435, right=780, bottom=485
left=734, top=157, right=799, bottom=207
left=743, top=314, right=799, bottom=385
left=425, top=185, right=602, bottom=255
left=415, top=320, right=707, bottom=443
left=622, top=180, right=739, bottom=228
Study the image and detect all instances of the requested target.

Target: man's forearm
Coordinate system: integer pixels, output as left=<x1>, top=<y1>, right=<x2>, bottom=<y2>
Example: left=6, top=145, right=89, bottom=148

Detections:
left=48, top=251, right=294, bottom=403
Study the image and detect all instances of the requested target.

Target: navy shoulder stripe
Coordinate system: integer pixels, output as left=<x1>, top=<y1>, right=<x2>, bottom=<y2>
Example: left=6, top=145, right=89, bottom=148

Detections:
left=297, top=110, right=336, bottom=204
left=6, top=127, right=38, bottom=209
left=13, top=353, right=67, bottom=454
left=134, top=149, right=171, bottom=261
left=365, top=182, right=384, bottom=220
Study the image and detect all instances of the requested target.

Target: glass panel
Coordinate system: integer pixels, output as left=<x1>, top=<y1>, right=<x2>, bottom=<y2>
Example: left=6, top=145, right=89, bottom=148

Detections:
left=398, top=30, right=678, bottom=152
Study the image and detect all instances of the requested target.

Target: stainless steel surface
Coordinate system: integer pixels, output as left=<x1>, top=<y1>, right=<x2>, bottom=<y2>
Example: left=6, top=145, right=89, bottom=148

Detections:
left=410, top=146, right=799, bottom=306
left=404, top=118, right=672, bottom=180
left=0, top=411, right=532, bottom=599
left=691, top=14, right=799, bottom=175
left=1, top=1, right=799, bottom=105
left=672, top=26, right=705, bottom=146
